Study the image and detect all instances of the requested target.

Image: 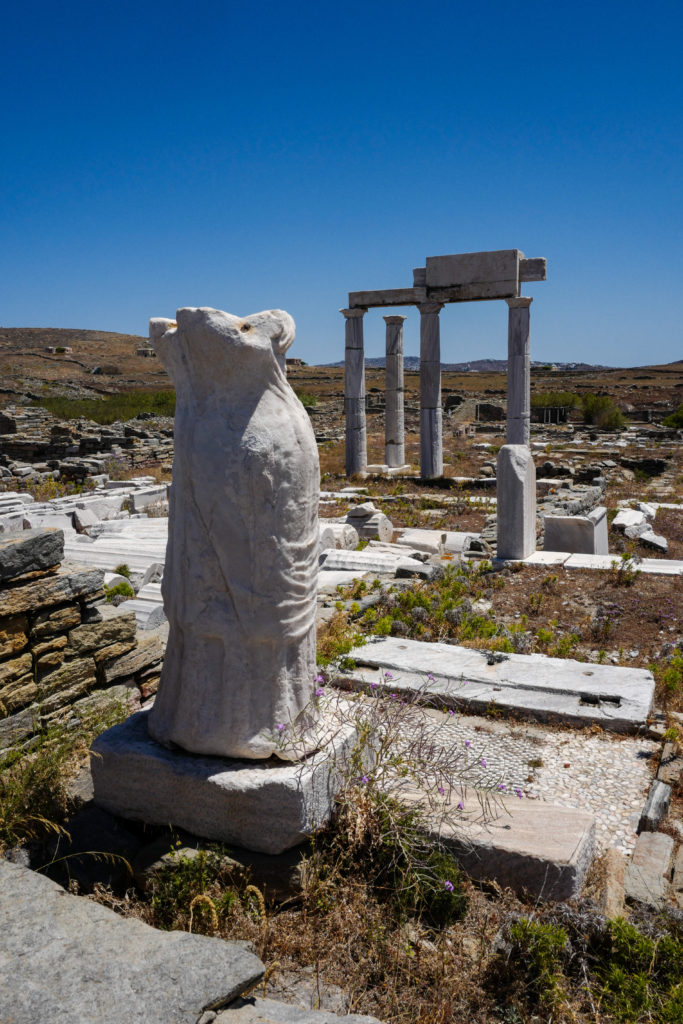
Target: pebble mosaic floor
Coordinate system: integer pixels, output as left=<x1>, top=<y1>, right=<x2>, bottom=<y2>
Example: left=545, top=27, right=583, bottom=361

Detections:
left=410, top=708, right=658, bottom=855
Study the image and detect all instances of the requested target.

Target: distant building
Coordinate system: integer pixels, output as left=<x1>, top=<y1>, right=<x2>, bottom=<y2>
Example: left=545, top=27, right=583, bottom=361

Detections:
left=136, top=345, right=157, bottom=358
left=46, top=346, right=72, bottom=354
left=286, top=357, right=305, bottom=367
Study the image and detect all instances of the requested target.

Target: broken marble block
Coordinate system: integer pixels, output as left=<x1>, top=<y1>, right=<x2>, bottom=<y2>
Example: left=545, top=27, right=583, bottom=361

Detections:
left=543, top=506, right=608, bottom=555
left=496, top=445, right=536, bottom=560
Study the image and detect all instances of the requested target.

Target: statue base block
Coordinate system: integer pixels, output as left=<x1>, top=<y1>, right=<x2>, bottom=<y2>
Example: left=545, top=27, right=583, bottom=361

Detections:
left=91, top=708, right=358, bottom=855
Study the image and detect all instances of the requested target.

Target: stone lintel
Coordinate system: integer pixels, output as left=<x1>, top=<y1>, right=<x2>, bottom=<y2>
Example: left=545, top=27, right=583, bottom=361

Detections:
left=425, top=249, right=521, bottom=289
left=519, top=256, right=547, bottom=281
left=413, top=267, right=427, bottom=286
left=427, top=282, right=517, bottom=303
left=348, top=287, right=426, bottom=308
left=506, top=296, right=533, bottom=309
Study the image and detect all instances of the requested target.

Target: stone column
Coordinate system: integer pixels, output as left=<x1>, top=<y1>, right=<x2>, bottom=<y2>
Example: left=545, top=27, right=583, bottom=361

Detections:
left=341, top=307, right=367, bottom=476
left=506, top=296, right=533, bottom=446
left=383, top=314, right=406, bottom=468
left=419, top=302, right=444, bottom=478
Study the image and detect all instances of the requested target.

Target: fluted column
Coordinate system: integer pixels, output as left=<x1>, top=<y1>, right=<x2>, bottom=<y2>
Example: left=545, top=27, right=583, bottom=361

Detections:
left=383, top=314, right=406, bottom=468
left=506, top=296, right=533, bottom=446
left=419, top=301, right=444, bottom=478
left=341, top=307, right=367, bottom=476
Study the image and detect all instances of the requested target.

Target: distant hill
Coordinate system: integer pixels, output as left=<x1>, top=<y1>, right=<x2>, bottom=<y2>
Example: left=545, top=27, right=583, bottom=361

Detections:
left=324, top=356, right=611, bottom=372
left=0, top=327, right=147, bottom=350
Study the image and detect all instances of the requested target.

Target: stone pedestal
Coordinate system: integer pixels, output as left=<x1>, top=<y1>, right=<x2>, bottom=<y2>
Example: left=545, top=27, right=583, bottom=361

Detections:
left=91, top=708, right=358, bottom=855
left=342, top=307, right=367, bottom=476
left=419, top=302, right=444, bottom=478
left=497, top=444, right=536, bottom=559
left=506, top=297, right=532, bottom=446
left=383, top=315, right=406, bottom=468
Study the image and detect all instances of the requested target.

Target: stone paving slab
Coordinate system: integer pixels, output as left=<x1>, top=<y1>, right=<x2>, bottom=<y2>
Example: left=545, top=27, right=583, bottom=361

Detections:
left=0, top=859, right=264, bottom=1024
left=516, top=551, right=683, bottom=575
left=340, top=637, right=654, bottom=732
left=219, top=997, right=382, bottom=1023
left=435, top=791, right=595, bottom=901
left=564, top=553, right=683, bottom=575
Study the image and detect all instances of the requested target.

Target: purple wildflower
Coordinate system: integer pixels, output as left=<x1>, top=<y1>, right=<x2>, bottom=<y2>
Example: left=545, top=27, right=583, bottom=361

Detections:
left=384, top=671, right=394, bottom=680
left=276, top=723, right=286, bottom=733
left=438, top=786, right=445, bottom=796
left=465, top=740, right=471, bottom=748
left=515, top=787, right=524, bottom=799
left=480, top=758, right=487, bottom=767
left=360, top=775, right=369, bottom=784
left=315, top=687, right=325, bottom=697
left=444, top=880, right=454, bottom=892
left=457, top=801, right=464, bottom=810
left=498, top=783, right=507, bottom=791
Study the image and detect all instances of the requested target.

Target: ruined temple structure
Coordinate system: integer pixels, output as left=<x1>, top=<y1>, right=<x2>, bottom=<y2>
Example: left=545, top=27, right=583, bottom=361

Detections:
left=341, top=249, right=547, bottom=477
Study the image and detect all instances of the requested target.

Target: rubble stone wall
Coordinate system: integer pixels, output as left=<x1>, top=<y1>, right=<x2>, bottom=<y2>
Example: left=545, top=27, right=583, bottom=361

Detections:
left=0, top=529, right=164, bottom=754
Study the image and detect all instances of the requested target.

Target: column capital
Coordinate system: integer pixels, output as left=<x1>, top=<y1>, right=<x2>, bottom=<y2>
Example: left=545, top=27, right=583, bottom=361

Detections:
left=417, top=301, right=444, bottom=315
left=382, top=314, right=407, bottom=324
left=339, top=307, right=367, bottom=318
left=506, top=296, right=533, bottom=309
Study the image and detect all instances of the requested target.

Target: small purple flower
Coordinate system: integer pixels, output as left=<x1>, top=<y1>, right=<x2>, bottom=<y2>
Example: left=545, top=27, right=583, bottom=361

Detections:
left=448, top=709, right=454, bottom=716
left=384, top=671, right=394, bottom=680
left=465, top=740, right=471, bottom=748
left=369, top=681, right=378, bottom=690
left=498, top=783, right=507, bottom=791
left=457, top=801, right=464, bottom=810
left=438, top=785, right=445, bottom=796
left=480, top=758, right=487, bottom=767
left=444, top=880, right=454, bottom=892
left=515, top=787, right=523, bottom=799
left=315, top=687, right=325, bottom=697
left=315, top=673, right=325, bottom=683
left=360, top=774, right=369, bottom=784
left=276, top=723, right=286, bottom=733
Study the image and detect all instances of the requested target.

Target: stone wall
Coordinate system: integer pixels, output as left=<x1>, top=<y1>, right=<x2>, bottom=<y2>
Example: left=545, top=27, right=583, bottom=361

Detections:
left=0, top=529, right=164, bottom=754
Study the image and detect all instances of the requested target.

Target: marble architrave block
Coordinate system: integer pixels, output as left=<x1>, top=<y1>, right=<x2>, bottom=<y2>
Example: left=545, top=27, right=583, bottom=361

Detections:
left=497, top=444, right=536, bottom=560
left=144, top=307, right=320, bottom=761
left=506, top=297, right=532, bottom=447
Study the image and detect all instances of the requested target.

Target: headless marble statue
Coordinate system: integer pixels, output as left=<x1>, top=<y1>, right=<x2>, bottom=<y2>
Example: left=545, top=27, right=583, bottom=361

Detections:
left=147, top=307, right=319, bottom=759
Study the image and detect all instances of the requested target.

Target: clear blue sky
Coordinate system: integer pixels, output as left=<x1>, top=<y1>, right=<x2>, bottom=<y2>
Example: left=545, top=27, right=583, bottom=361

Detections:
left=2, top=0, right=681, bottom=367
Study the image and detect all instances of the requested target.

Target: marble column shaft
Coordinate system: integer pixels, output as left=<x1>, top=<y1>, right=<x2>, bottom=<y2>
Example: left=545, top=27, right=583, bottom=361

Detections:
left=383, top=315, right=406, bottom=468
left=341, top=307, right=367, bottom=476
left=419, top=302, right=444, bottom=478
left=506, top=296, right=533, bottom=446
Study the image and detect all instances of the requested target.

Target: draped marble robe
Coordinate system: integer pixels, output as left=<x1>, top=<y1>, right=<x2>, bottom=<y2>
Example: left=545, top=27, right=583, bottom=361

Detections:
left=147, top=307, right=319, bottom=759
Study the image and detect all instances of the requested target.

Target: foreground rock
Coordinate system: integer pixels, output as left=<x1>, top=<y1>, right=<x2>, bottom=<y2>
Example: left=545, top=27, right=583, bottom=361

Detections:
left=0, top=859, right=264, bottom=1024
